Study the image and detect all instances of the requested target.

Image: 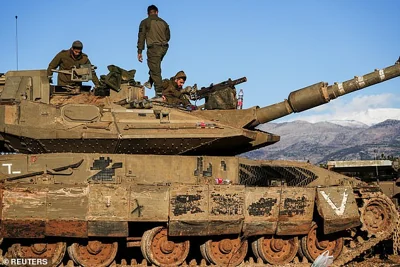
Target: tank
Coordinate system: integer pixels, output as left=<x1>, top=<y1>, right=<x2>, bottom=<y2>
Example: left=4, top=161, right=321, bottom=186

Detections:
left=0, top=61, right=399, bottom=267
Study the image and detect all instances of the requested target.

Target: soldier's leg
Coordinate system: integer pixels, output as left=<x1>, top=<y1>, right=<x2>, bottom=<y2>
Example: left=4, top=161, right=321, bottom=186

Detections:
left=147, top=47, right=164, bottom=97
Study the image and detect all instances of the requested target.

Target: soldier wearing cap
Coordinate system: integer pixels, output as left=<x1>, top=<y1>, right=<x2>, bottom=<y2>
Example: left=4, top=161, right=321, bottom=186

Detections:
left=137, top=5, right=170, bottom=97
left=161, top=71, right=191, bottom=106
left=47, top=40, right=100, bottom=87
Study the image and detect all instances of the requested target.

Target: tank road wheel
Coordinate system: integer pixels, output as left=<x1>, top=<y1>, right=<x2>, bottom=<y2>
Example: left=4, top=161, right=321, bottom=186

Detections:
left=253, top=235, right=298, bottom=265
left=251, top=239, right=261, bottom=259
left=201, top=238, right=248, bottom=266
left=200, top=242, right=212, bottom=263
left=11, top=242, right=66, bottom=266
left=359, top=193, right=398, bottom=237
left=67, top=240, right=118, bottom=267
left=300, top=223, right=343, bottom=262
left=140, top=229, right=152, bottom=263
left=141, top=227, right=190, bottom=266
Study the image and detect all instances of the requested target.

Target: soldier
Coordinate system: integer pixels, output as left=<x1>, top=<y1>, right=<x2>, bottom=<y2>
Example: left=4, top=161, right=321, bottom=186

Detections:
left=396, top=56, right=400, bottom=64
left=162, top=71, right=191, bottom=106
left=47, top=40, right=100, bottom=87
left=137, top=5, right=170, bottom=97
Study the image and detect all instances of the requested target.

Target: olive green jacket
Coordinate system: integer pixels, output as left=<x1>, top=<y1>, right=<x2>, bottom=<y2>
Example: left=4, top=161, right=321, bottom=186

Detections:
left=137, top=14, right=170, bottom=54
left=162, top=78, right=190, bottom=106
left=47, top=49, right=100, bottom=86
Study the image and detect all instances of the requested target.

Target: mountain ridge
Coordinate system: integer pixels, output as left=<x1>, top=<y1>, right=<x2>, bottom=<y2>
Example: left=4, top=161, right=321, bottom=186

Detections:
left=245, top=119, right=400, bottom=164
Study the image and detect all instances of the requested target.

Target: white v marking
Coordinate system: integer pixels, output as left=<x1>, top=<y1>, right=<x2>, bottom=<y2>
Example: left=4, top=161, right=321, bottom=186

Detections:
left=320, top=189, right=348, bottom=216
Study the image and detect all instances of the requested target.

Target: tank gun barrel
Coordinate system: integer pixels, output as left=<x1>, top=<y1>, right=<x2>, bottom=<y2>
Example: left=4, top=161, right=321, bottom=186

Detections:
left=252, top=63, right=400, bottom=127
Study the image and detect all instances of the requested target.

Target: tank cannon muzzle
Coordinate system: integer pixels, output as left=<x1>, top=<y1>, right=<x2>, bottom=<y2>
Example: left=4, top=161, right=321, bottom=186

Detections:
left=251, top=62, right=400, bottom=127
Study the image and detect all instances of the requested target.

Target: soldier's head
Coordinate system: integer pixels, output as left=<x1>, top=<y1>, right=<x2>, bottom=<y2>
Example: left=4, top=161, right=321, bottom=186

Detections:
left=174, top=71, right=186, bottom=89
left=147, top=5, right=158, bottom=15
left=71, top=40, right=83, bottom=57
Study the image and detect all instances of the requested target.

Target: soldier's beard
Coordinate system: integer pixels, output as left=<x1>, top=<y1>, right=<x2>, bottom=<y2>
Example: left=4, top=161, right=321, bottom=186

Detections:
left=70, top=49, right=82, bottom=59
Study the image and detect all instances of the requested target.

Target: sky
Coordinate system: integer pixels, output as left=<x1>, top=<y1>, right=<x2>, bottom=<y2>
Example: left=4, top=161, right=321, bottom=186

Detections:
left=1, top=0, right=400, bottom=124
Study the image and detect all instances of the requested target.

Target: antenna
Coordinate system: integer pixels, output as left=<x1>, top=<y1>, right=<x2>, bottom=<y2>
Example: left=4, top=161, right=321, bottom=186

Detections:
left=15, top=15, right=19, bottom=70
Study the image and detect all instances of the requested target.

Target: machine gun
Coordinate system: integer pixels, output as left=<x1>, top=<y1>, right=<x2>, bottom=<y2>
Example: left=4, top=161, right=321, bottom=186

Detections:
left=190, top=77, right=247, bottom=101
left=50, top=64, right=96, bottom=95
left=190, top=77, right=247, bottom=110
left=51, top=64, right=96, bottom=83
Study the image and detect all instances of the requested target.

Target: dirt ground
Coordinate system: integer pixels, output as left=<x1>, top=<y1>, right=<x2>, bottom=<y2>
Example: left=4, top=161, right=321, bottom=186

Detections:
left=346, top=255, right=400, bottom=267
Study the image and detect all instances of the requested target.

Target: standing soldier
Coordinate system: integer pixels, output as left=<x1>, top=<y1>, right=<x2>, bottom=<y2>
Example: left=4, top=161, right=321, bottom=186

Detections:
left=47, top=40, right=100, bottom=87
left=137, top=5, right=170, bottom=97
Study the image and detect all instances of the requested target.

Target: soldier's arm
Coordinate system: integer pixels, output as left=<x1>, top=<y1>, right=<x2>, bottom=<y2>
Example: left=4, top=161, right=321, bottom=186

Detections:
left=161, top=80, right=173, bottom=96
left=47, top=52, right=62, bottom=77
left=179, top=94, right=191, bottom=106
left=165, top=22, right=170, bottom=42
left=137, top=19, right=146, bottom=54
left=162, top=80, right=181, bottom=98
left=86, top=58, right=100, bottom=87
left=164, top=87, right=182, bottom=99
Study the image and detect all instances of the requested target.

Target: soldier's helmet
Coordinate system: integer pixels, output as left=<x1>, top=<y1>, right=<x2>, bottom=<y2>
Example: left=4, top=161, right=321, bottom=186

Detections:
left=175, top=71, right=187, bottom=81
left=72, top=40, right=83, bottom=50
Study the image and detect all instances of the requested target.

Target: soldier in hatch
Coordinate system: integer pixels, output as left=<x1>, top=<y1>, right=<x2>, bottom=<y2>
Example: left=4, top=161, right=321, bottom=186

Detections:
left=47, top=40, right=100, bottom=87
left=137, top=5, right=170, bottom=97
left=162, top=71, right=191, bottom=106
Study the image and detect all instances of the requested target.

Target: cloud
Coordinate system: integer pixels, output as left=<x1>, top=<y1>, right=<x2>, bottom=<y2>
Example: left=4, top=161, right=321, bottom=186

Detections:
left=281, top=93, right=400, bottom=125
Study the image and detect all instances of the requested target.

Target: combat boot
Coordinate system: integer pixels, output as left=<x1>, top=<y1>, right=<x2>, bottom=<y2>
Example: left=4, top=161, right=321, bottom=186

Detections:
left=143, top=81, right=152, bottom=89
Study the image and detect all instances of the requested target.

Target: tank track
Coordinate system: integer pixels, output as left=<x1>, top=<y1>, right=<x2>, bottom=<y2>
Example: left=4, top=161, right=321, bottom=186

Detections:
left=0, top=191, right=396, bottom=267
left=331, top=190, right=398, bottom=266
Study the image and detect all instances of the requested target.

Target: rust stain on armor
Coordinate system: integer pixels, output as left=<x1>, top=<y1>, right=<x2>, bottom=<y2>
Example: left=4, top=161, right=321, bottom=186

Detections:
left=46, top=220, right=88, bottom=237
left=248, top=197, right=277, bottom=216
left=171, top=194, right=204, bottom=216
left=1, top=220, right=45, bottom=238
left=277, top=221, right=312, bottom=234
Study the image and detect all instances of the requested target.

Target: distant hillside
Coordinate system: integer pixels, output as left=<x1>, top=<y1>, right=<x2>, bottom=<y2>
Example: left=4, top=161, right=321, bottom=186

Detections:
left=244, top=119, right=400, bottom=164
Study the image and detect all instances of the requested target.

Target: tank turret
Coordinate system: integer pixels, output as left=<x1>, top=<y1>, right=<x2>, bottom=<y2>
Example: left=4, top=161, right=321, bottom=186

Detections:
left=1, top=62, right=399, bottom=156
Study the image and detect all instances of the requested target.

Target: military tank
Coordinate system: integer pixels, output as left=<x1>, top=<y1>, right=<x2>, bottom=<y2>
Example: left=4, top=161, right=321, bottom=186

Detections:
left=0, top=61, right=399, bottom=267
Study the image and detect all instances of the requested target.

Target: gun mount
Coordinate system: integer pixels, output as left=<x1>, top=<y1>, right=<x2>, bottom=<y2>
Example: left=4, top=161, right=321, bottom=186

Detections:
left=51, top=64, right=96, bottom=83
left=0, top=62, right=399, bottom=156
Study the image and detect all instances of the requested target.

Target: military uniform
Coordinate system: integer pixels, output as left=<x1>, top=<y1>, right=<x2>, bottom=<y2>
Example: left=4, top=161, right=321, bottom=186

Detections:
left=162, top=71, right=190, bottom=106
left=137, top=14, right=170, bottom=96
left=47, top=49, right=100, bottom=87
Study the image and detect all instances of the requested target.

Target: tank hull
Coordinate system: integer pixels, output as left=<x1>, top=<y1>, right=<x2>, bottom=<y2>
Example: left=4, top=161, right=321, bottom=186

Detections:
left=0, top=153, right=397, bottom=266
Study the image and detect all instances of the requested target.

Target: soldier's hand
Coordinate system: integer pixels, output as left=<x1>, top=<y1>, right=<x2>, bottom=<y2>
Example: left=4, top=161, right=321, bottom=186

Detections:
left=138, top=54, right=143, bottom=63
